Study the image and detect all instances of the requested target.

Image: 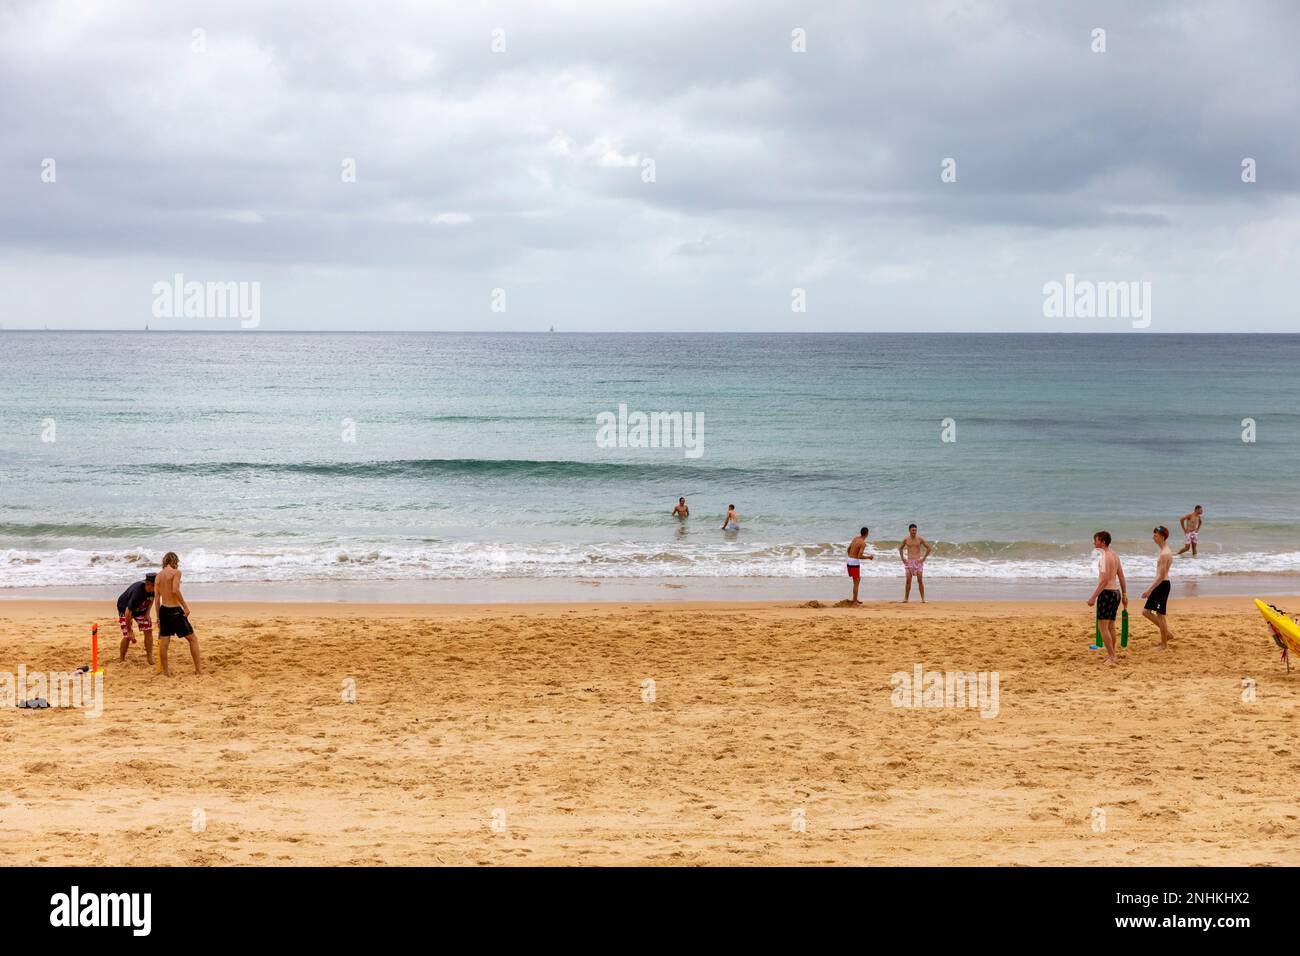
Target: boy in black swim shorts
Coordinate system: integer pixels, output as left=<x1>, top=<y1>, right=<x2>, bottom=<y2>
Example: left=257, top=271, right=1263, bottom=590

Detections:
left=155, top=551, right=203, bottom=676
left=158, top=604, right=194, bottom=639
left=1141, top=526, right=1176, bottom=650
left=1087, top=531, right=1127, bottom=665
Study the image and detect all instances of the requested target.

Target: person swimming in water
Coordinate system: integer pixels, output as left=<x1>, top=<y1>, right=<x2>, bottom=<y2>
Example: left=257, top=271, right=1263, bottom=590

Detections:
left=672, top=497, right=689, bottom=518
left=721, top=504, right=739, bottom=532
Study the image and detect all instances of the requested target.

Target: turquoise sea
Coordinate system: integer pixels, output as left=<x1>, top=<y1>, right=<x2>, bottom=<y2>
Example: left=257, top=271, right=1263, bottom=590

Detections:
left=1, top=332, right=1297, bottom=600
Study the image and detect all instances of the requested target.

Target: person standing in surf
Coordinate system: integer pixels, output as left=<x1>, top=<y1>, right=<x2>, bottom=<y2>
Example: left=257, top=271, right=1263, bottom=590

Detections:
left=672, top=497, right=689, bottom=518
left=1140, top=526, right=1175, bottom=650
left=721, top=504, right=739, bottom=532
left=1176, top=505, right=1204, bottom=557
left=898, top=523, right=931, bottom=603
left=846, top=527, right=874, bottom=605
left=1087, top=531, right=1127, bottom=665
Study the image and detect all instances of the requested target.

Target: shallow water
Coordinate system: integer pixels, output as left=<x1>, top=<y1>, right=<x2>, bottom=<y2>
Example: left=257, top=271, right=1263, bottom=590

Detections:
left=2, top=331, right=1296, bottom=592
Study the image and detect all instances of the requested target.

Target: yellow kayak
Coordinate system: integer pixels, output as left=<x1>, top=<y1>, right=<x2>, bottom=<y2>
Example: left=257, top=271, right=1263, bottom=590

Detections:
left=1254, top=599, right=1300, bottom=660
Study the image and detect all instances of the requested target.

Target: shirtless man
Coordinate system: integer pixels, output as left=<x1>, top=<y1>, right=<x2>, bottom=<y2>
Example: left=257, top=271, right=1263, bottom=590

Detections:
left=1176, top=505, right=1204, bottom=557
left=155, top=552, right=202, bottom=676
left=721, top=504, right=739, bottom=532
left=846, top=527, right=875, bottom=604
left=1086, top=530, right=1127, bottom=665
left=898, top=523, right=931, bottom=603
left=1140, top=525, right=1175, bottom=650
left=672, top=497, right=689, bottom=518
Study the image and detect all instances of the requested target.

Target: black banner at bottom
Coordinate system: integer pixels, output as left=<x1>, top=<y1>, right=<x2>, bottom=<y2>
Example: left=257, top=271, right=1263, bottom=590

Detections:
left=0, top=866, right=1277, bottom=942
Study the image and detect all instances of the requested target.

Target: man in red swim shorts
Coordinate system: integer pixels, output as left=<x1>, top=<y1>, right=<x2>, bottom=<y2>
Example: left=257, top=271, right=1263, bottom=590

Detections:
left=846, top=527, right=874, bottom=604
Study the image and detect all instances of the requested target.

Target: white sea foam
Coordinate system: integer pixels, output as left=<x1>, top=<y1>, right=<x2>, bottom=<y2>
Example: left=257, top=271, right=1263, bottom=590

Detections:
left=3, top=544, right=1299, bottom=587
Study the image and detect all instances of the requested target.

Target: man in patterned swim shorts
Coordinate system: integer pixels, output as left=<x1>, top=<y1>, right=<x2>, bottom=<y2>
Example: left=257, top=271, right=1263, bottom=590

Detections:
left=116, top=571, right=157, bottom=665
left=1176, top=505, right=1204, bottom=557
left=898, top=523, right=932, bottom=604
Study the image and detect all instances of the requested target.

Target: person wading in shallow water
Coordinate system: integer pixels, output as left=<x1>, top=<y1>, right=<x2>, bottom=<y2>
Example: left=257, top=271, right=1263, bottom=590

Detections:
left=1176, top=505, right=1204, bottom=557
left=721, top=504, right=739, bottom=532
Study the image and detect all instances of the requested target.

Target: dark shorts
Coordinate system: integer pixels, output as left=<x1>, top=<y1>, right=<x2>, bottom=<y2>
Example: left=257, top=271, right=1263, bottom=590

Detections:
left=1096, top=589, right=1121, bottom=622
left=1144, top=580, right=1171, bottom=615
left=158, top=605, right=194, bottom=638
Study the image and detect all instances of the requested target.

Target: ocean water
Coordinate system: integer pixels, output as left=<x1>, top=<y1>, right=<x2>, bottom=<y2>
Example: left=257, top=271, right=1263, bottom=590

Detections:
left=1, top=332, right=1298, bottom=599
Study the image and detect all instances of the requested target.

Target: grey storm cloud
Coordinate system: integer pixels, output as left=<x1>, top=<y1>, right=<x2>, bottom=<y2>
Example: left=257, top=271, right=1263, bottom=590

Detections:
left=1, top=0, right=1298, bottom=330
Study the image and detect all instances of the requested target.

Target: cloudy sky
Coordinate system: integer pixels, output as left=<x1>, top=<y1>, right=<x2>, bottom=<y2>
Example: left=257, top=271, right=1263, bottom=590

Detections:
left=2, top=0, right=1298, bottom=331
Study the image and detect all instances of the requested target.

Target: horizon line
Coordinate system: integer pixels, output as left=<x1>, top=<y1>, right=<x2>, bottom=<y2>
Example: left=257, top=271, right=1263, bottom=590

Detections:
left=1, top=329, right=1294, bottom=336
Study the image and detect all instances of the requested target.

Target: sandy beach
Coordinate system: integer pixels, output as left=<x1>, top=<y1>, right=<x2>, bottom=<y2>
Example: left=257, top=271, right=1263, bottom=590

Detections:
left=2, top=596, right=1297, bottom=866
